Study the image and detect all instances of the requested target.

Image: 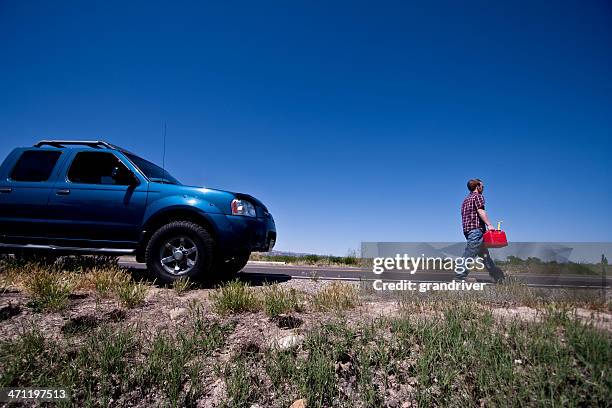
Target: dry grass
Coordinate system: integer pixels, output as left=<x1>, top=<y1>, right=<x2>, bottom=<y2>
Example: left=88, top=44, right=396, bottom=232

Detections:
left=260, top=283, right=303, bottom=317
left=210, top=280, right=360, bottom=316
left=79, top=267, right=130, bottom=295
left=311, top=282, right=360, bottom=311
left=209, top=279, right=260, bottom=314
left=0, top=256, right=611, bottom=407
left=172, top=277, right=194, bottom=295
left=394, top=277, right=611, bottom=314
left=22, top=266, right=76, bottom=312
left=1, top=256, right=149, bottom=309
left=113, top=279, right=148, bottom=308
left=210, top=280, right=359, bottom=317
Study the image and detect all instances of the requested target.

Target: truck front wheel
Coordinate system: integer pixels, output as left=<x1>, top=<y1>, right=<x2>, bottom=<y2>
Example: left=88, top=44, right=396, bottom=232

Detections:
left=145, top=221, right=214, bottom=284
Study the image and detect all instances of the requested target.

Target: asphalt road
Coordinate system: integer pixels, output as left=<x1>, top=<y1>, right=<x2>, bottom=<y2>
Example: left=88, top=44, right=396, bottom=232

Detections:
left=119, top=259, right=610, bottom=289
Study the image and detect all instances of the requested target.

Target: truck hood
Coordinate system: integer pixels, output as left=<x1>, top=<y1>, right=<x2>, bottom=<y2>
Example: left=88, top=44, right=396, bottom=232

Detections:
left=152, top=183, right=269, bottom=214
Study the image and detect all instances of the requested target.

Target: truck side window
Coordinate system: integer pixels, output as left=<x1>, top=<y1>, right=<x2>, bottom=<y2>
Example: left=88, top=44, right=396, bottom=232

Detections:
left=10, top=150, right=62, bottom=182
left=67, top=152, right=131, bottom=185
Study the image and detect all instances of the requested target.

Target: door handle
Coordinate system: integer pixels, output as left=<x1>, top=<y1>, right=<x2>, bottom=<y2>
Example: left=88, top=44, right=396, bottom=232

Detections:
left=0, top=188, right=11, bottom=193
left=56, top=189, right=71, bottom=195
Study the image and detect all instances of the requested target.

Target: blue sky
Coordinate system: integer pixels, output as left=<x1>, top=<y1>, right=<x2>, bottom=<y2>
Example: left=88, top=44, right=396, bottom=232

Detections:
left=1, top=0, right=611, bottom=255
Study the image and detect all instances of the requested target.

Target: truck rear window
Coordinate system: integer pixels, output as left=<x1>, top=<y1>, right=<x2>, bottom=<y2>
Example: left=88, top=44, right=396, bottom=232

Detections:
left=10, top=150, right=62, bottom=182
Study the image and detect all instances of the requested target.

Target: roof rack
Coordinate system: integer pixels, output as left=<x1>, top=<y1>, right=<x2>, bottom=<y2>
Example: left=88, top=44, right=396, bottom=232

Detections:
left=34, top=140, right=115, bottom=149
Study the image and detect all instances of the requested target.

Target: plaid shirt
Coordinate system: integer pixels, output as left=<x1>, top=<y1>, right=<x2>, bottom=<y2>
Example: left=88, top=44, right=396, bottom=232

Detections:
left=461, top=192, right=485, bottom=233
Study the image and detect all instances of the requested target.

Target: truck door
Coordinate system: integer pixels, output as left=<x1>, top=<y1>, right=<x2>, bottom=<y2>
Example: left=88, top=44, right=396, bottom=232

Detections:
left=0, top=149, right=65, bottom=240
left=47, top=150, right=148, bottom=245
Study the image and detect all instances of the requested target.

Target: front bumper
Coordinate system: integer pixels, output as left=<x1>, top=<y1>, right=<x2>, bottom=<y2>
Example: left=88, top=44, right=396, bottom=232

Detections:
left=216, top=213, right=276, bottom=254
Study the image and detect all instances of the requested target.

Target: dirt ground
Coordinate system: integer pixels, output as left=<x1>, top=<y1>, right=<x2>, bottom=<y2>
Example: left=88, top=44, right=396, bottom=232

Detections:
left=2, top=277, right=610, bottom=345
left=1, top=273, right=611, bottom=407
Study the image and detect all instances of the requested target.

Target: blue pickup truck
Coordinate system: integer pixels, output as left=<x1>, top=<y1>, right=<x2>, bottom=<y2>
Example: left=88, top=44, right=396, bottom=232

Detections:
left=0, top=140, right=276, bottom=283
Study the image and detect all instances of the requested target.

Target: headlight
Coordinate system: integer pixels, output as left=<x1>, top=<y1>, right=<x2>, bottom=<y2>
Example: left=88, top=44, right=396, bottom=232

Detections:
left=231, top=198, right=257, bottom=217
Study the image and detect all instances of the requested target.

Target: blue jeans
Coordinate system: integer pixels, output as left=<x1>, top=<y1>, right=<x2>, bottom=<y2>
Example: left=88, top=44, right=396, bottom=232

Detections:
left=457, top=229, right=504, bottom=281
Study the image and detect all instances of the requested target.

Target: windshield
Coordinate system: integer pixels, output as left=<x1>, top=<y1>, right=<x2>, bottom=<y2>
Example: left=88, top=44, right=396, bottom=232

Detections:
left=124, top=152, right=181, bottom=185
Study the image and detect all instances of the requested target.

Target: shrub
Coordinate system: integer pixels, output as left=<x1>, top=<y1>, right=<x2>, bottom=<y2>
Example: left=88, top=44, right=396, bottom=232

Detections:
left=22, top=266, right=75, bottom=312
left=311, top=282, right=359, bottom=311
left=172, top=277, right=193, bottom=295
left=224, top=354, right=263, bottom=407
left=81, top=267, right=130, bottom=296
left=210, top=280, right=259, bottom=315
left=113, top=279, right=148, bottom=308
left=261, top=284, right=303, bottom=317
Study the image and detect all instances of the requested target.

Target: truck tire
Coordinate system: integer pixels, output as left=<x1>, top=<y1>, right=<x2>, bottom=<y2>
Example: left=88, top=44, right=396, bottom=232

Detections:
left=145, top=221, right=214, bottom=284
left=215, top=252, right=250, bottom=278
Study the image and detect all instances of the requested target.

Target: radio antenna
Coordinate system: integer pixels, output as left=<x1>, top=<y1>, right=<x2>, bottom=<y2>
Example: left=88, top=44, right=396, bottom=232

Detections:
left=162, top=121, right=167, bottom=171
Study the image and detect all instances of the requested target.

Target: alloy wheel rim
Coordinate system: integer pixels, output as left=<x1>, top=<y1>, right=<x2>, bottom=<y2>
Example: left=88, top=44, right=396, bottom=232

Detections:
left=159, top=236, right=198, bottom=275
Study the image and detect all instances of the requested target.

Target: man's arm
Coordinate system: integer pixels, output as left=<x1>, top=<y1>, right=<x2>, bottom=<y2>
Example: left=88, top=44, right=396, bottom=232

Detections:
left=477, top=209, right=495, bottom=230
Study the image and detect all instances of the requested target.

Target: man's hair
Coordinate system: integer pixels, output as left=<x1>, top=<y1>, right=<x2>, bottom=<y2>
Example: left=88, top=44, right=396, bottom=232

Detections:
left=467, top=178, right=482, bottom=192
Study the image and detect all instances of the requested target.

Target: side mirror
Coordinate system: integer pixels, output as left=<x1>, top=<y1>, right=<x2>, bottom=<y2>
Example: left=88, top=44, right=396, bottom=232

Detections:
left=112, top=166, right=139, bottom=186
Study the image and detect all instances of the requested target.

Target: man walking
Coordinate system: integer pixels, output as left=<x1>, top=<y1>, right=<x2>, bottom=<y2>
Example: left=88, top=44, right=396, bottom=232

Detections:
left=458, top=179, right=505, bottom=283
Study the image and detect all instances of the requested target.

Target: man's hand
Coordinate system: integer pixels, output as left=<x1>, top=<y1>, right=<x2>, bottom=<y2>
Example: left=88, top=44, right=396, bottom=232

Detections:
left=487, top=224, right=496, bottom=231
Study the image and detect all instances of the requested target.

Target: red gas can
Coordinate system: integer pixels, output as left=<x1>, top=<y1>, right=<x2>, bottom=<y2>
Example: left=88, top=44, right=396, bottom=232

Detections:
left=483, top=229, right=508, bottom=248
